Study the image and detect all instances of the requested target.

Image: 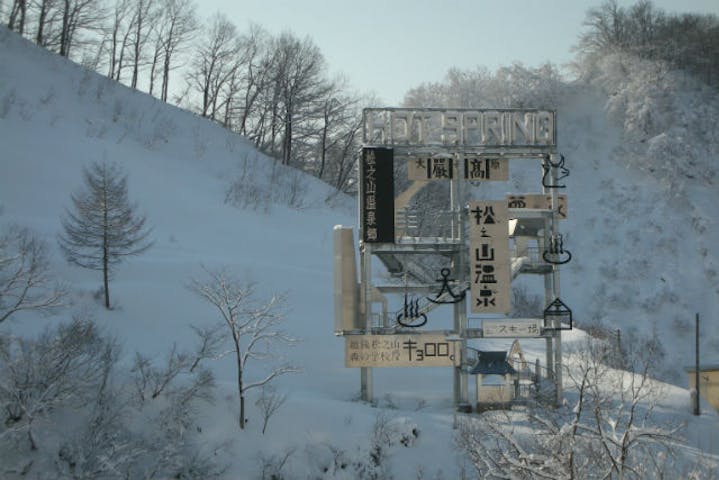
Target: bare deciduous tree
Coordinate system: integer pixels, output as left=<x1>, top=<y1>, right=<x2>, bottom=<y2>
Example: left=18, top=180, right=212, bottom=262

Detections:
left=0, top=225, right=66, bottom=324
left=0, top=316, right=116, bottom=451
left=457, top=333, right=682, bottom=480
left=129, top=0, right=157, bottom=89
left=57, top=0, right=107, bottom=59
left=58, top=161, right=152, bottom=309
left=0, top=317, right=224, bottom=478
left=7, top=0, right=28, bottom=34
left=272, top=31, right=331, bottom=166
left=146, top=0, right=197, bottom=100
left=106, top=0, right=134, bottom=80
left=255, top=384, right=286, bottom=435
left=186, top=13, right=240, bottom=120
left=190, top=267, right=298, bottom=429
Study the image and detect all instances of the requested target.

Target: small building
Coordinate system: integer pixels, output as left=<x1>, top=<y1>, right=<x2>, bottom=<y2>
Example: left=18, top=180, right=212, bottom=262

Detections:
left=471, top=350, right=518, bottom=410
left=685, top=365, right=719, bottom=411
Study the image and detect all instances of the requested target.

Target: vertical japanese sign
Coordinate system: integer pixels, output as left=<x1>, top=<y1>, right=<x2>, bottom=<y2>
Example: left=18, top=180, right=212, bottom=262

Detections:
left=361, top=147, right=395, bottom=243
left=469, top=201, right=510, bottom=313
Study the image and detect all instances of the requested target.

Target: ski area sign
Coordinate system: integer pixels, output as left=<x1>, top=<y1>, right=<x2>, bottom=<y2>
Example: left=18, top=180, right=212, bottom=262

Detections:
left=363, top=108, right=556, bottom=149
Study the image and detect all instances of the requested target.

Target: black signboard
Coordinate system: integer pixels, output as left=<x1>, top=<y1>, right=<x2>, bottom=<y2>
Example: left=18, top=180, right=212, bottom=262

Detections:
left=361, top=147, right=394, bottom=243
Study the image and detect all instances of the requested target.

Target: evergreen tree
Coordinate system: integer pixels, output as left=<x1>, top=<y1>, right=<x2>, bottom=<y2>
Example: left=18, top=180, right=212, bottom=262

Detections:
left=59, top=161, right=152, bottom=309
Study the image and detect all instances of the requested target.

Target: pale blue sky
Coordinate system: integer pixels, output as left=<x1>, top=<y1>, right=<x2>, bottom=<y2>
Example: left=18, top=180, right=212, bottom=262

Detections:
left=203, top=0, right=719, bottom=105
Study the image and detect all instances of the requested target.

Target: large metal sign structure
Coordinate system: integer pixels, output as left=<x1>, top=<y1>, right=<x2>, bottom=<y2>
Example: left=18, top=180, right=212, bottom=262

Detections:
left=334, top=107, right=569, bottom=409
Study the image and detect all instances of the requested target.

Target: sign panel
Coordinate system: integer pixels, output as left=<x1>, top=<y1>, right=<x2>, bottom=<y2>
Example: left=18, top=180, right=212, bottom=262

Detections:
left=345, top=334, right=459, bottom=368
left=507, top=194, right=568, bottom=219
left=361, top=147, right=394, bottom=243
left=364, top=108, right=556, bottom=148
left=469, top=201, right=511, bottom=314
left=407, top=157, right=509, bottom=181
left=483, top=319, right=543, bottom=338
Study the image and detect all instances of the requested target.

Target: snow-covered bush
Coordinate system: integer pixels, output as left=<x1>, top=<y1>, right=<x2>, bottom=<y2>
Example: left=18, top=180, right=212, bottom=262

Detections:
left=0, top=317, right=224, bottom=479
left=225, top=153, right=310, bottom=212
left=590, top=52, right=719, bottom=193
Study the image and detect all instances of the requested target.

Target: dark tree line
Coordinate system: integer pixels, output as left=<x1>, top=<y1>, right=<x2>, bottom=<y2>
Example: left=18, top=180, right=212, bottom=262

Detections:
left=577, top=0, right=719, bottom=87
left=2, top=1, right=363, bottom=194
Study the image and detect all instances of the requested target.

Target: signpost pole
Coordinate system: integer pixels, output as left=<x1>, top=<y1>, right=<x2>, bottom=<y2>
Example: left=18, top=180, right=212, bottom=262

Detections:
left=360, top=242, right=373, bottom=402
left=695, top=312, right=700, bottom=415
left=451, top=164, right=469, bottom=407
left=549, top=154, right=563, bottom=406
left=358, top=147, right=373, bottom=403
left=542, top=166, right=554, bottom=384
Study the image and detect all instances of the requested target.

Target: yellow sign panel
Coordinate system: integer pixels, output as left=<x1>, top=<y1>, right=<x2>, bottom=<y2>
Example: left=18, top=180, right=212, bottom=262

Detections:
left=469, top=201, right=511, bottom=314
left=507, top=194, right=568, bottom=219
left=345, top=334, right=459, bottom=368
left=407, top=157, right=509, bottom=181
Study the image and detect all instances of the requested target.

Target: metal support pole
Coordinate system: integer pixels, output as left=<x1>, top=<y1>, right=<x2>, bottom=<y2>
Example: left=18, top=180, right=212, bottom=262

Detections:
left=541, top=166, right=554, bottom=384
left=544, top=265, right=554, bottom=382
left=549, top=154, right=563, bottom=406
left=360, top=242, right=373, bottom=403
left=695, top=312, right=700, bottom=415
left=451, top=170, right=469, bottom=407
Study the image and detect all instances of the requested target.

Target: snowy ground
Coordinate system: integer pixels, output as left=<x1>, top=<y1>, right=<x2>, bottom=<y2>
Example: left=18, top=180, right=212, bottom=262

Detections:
left=1, top=27, right=718, bottom=478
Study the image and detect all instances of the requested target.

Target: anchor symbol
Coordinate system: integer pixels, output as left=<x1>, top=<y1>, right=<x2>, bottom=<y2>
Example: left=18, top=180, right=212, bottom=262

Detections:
left=396, top=294, right=428, bottom=328
left=427, top=268, right=466, bottom=304
left=542, top=154, right=570, bottom=189
left=542, top=234, right=572, bottom=265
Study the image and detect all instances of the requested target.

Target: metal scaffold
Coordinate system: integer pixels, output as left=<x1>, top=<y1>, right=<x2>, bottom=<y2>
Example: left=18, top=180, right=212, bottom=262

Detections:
left=334, top=108, right=573, bottom=410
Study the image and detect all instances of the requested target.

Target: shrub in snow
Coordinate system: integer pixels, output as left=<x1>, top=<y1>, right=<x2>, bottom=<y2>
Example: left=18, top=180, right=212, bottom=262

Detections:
left=0, top=317, right=225, bottom=479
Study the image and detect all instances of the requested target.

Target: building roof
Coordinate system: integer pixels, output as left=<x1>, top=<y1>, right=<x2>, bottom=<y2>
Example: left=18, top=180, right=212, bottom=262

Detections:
left=470, top=351, right=517, bottom=376
left=684, top=364, right=719, bottom=372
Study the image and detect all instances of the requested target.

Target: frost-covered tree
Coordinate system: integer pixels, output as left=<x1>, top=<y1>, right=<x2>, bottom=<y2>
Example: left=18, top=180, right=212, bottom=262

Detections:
left=0, top=225, right=66, bottom=324
left=0, top=316, right=115, bottom=452
left=190, top=267, right=298, bottom=429
left=457, top=333, right=682, bottom=479
left=403, top=63, right=565, bottom=109
left=576, top=0, right=719, bottom=88
left=0, top=317, right=224, bottom=478
left=58, top=161, right=152, bottom=309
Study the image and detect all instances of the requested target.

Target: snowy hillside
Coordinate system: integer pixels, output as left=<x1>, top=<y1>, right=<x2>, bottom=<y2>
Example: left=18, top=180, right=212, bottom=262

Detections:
left=1, top=26, right=718, bottom=478
left=559, top=56, right=719, bottom=384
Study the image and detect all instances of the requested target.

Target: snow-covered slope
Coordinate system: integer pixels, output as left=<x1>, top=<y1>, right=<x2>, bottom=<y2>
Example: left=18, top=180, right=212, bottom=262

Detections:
left=558, top=73, right=719, bottom=384
left=1, top=26, right=718, bottom=478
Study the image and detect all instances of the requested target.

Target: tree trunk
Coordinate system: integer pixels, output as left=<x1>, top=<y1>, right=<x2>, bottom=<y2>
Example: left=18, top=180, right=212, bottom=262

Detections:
left=148, top=47, right=159, bottom=96
left=103, top=245, right=110, bottom=309
left=240, top=393, right=246, bottom=429
left=319, top=116, right=328, bottom=179
left=235, top=334, right=245, bottom=429
left=60, top=0, right=70, bottom=56
left=37, top=1, right=48, bottom=45
left=103, top=197, right=110, bottom=309
left=161, top=52, right=171, bottom=102
left=131, top=3, right=143, bottom=89
left=28, top=423, right=37, bottom=451
left=283, top=108, right=292, bottom=165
